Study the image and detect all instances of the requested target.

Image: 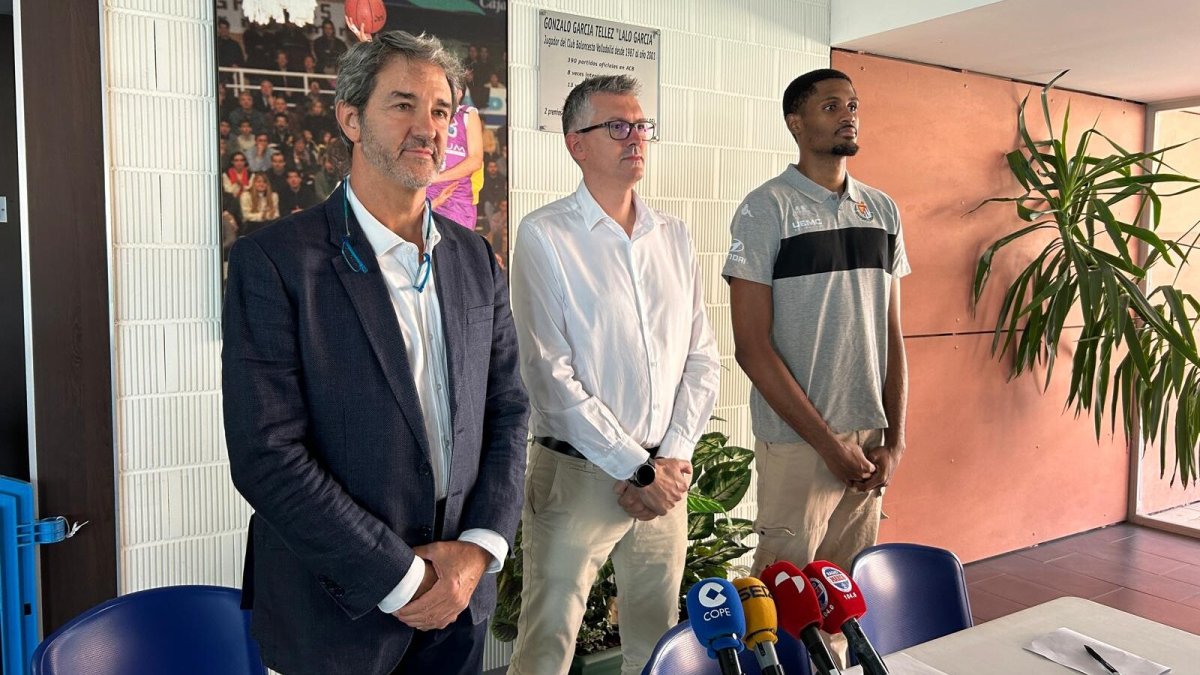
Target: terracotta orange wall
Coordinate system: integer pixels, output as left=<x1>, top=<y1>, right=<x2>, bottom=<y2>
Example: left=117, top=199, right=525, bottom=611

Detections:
left=830, top=51, right=1144, bottom=562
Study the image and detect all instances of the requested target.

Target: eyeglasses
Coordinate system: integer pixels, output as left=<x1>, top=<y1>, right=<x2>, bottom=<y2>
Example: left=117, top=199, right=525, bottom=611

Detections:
left=573, top=119, right=657, bottom=141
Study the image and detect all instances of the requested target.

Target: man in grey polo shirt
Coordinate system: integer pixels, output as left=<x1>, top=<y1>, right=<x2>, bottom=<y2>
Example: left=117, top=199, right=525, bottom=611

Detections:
left=724, top=68, right=910, bottom=586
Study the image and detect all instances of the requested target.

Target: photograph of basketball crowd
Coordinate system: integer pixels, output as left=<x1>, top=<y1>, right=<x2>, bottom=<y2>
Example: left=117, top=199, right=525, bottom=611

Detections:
left=214, top=0, right=510, bottom=277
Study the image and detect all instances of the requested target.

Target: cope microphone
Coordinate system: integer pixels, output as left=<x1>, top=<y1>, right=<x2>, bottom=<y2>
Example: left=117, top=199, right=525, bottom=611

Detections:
left=761, top=561, right=842, bottom=675
left=733, top=577, right=786, bottom=675
left=802, top=561, right=889, bottom=675
left=686, top=578, right=746, bottom=675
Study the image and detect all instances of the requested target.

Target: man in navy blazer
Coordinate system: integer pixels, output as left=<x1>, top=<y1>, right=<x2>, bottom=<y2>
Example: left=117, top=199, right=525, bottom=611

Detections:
left=222, top=32, right=528, bottom=675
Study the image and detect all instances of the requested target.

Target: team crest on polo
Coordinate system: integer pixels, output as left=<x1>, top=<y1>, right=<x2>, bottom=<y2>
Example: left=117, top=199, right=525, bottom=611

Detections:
left=854, top=200, right=874, bottom=222
left=854, top=199, right=873, bottom=220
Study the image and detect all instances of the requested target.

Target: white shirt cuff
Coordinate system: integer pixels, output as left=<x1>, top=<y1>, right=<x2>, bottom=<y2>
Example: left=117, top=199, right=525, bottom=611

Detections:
left=656, top=428, right=695, bottom=463
left=458, top=528, right=509, bottom=573
left=377, top=556, right=425, bottom=614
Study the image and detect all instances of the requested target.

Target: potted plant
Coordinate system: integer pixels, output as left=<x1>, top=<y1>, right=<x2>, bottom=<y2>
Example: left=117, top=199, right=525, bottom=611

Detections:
left=973, top=72, right=1200, bottom=484
left=491, top=426, right=755, bottom=674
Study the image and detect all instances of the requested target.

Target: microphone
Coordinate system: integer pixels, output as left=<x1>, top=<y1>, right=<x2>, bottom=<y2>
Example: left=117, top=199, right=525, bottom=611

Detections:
left=761, top=561, right=842, bottom=675
left=802, top=561, right=889, bottom=675
left=686, top=578, right=745, bottom=675
left=733, top=577, right=786, bottom=675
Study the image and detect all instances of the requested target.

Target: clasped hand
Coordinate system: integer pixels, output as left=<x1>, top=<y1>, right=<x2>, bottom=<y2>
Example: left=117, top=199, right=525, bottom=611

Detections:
left=392, top=541, right=490, bottom=631
left=613, top=458, right=692, bottom=521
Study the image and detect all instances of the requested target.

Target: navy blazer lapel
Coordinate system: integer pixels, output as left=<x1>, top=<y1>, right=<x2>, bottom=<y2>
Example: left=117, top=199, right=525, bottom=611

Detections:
left=431, top=219, right=463, bottom=434
left=327, top=188, right=433, bottom=461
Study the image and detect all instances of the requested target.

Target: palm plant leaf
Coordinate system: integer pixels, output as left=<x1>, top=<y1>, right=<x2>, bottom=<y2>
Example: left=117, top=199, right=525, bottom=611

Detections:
left=975, top=71, right=1200, bottom=486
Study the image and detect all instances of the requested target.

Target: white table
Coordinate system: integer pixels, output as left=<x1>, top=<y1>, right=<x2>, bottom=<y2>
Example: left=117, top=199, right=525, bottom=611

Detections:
left=843, top=596, right=1200, bottom=674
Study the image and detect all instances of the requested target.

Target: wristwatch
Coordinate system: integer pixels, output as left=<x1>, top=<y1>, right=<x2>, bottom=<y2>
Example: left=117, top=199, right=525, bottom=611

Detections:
left=627, top=458, right=657, bottom=488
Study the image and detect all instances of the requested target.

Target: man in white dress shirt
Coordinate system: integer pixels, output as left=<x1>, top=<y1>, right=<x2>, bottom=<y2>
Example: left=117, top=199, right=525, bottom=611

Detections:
left=507, top=75, right=721, bottom=675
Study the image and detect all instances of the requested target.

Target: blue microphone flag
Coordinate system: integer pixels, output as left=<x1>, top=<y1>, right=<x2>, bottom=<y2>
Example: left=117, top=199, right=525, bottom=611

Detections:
left=686, top=577, right=746, bottom=658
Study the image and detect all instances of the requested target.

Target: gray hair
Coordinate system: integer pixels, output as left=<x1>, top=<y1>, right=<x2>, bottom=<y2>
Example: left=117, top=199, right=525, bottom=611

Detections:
left=561, top=75, right=641, bottom=134
left=333, top=31, right=465, bottom=149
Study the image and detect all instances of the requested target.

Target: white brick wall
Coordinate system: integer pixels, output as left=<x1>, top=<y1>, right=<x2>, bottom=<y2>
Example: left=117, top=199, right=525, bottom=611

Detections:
left=100, top=0, right=830, bottom=670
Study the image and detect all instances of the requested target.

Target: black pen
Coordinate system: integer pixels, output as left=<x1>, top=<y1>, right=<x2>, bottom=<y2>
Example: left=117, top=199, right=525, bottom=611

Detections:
left=1085, top=645, right=1120, bottom=674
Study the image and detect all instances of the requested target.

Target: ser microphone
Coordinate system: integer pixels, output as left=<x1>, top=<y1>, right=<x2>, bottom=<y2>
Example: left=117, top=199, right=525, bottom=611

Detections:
left=761, top=561, right=842, bottom=675
left=733, top=577, right=786, bottom=675
left=686, top=578, right=746, bottom=675
left=803, top=561, right=889, bottom=675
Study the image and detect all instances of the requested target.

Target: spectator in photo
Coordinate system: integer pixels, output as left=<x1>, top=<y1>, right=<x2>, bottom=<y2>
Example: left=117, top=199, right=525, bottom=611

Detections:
left=478, top=159, right=507, bottom=220
left=223, top=152, right=251, bottom=198
left=218, top=138, right=232, bottom=170
left=304, top=99, right=336, bottom=142
left=288, top=137, right=316, bottom=176
left=218, top=119, right=234, bottom=144
left=234, top=120, right=257, bottom=153
left=312, top=19, right=348, bottom=74
left=488, top=203, right=508, bottom=271
left=257, top=79, right=277, bottom=112
left=487, top=197, right=507, bottom=238
left=216, top=18, right=245, bottom=70
left=484, top=72, right=506, bottom=111
left=268, top=113, right=294, bottom=150
left=228, top=91, right=266, bottom=134
left=277, top=168, right=318, bottom=215
left=302, top=53, right=319, bottom=76
left=242, top=20, right=276, bottom=69
left=311, top=152, right=341, bottom=200
left=218, top=82, right=239, bottom=121
left=272, top=50, right=301, bottom=98
left=246, top=132, right=275, bottom=172
left=266, top=151, right=290, bottom=194
left=496, top=142, right=508, bottom=178
left=238, top=172, right=279, bottom=235
left=306, top=80, right=332, bottom=109
left=271, top=95, right=304, bottom=133
left=221, top=188, right=244, bottom=257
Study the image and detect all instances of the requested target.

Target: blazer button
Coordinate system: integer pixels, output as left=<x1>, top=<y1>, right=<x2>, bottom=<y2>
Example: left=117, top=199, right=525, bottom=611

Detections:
left=418, top=463, right=431, bottom=476
left=420, top=526, right=433, bottom=540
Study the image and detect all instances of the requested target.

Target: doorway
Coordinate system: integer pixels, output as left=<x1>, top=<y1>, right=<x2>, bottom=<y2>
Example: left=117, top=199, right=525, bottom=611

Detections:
left=1132, top=102, right=1200, bottom=536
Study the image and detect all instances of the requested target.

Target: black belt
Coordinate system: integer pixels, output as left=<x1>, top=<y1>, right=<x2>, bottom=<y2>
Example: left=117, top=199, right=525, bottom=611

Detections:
left=535, top=436, right=658, bottom=460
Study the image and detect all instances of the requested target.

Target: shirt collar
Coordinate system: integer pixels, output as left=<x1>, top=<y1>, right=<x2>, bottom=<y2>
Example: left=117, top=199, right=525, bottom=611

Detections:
left=572, top=181, right=664, bottom=238
left=346, top=180, right=441, bottom=259
left=785, top=165, right=864, bottom=203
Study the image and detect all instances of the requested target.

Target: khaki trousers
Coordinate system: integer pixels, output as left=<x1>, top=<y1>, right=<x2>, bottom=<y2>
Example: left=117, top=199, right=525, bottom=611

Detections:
left=750, top=429, right=885, bottom=668
left=507, top=443, right=687, bottom=675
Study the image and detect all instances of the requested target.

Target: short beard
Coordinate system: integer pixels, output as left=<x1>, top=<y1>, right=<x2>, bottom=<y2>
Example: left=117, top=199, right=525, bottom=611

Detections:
left=358, top=114, right=440, bottom=190
left=832, top=142, right=859, bottom=156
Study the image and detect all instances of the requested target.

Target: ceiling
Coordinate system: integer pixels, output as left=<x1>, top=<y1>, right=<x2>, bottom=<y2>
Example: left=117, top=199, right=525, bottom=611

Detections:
left=832, top=0, right=1200, bottom=105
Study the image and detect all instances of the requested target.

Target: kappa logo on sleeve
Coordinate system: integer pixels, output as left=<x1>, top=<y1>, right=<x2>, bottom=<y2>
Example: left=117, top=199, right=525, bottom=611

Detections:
left=727, top=239, right=747, bottom=265
left=740, top=203, right=753, bottom=218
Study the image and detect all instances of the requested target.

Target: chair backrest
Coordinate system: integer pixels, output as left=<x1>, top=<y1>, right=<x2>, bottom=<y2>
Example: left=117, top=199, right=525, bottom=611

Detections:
left=30, top=585, right=266, bottom=675
left=641, top=621, right=812, bottom=675
left=850, top=543, right=973, bottom=657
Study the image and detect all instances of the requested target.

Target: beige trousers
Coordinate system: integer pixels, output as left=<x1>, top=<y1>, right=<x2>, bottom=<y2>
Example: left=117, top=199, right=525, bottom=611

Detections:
left=750, top=429, right=885, bottom=668
left=507, top=443, right=687, bottom=675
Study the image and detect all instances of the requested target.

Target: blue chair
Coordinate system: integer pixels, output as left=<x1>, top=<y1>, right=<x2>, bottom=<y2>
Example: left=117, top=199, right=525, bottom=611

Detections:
left=642, top=621, right=813, bottom=675
left=30, top=585, right=266, bottom=675
left=850, top=543, right=973, bottom=657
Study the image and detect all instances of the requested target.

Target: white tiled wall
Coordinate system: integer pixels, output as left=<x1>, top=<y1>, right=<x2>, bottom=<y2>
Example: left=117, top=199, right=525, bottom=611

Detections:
left=100, top=0, right=829, bottom=670
left=102, top=0, right=246, bottom=594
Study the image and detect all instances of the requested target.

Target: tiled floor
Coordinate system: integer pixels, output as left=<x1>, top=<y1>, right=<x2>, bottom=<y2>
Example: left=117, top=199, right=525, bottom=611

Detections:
left=1150, top=501, right=1200, bottom=528
left=965, top=522, right=1200, bottom=635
